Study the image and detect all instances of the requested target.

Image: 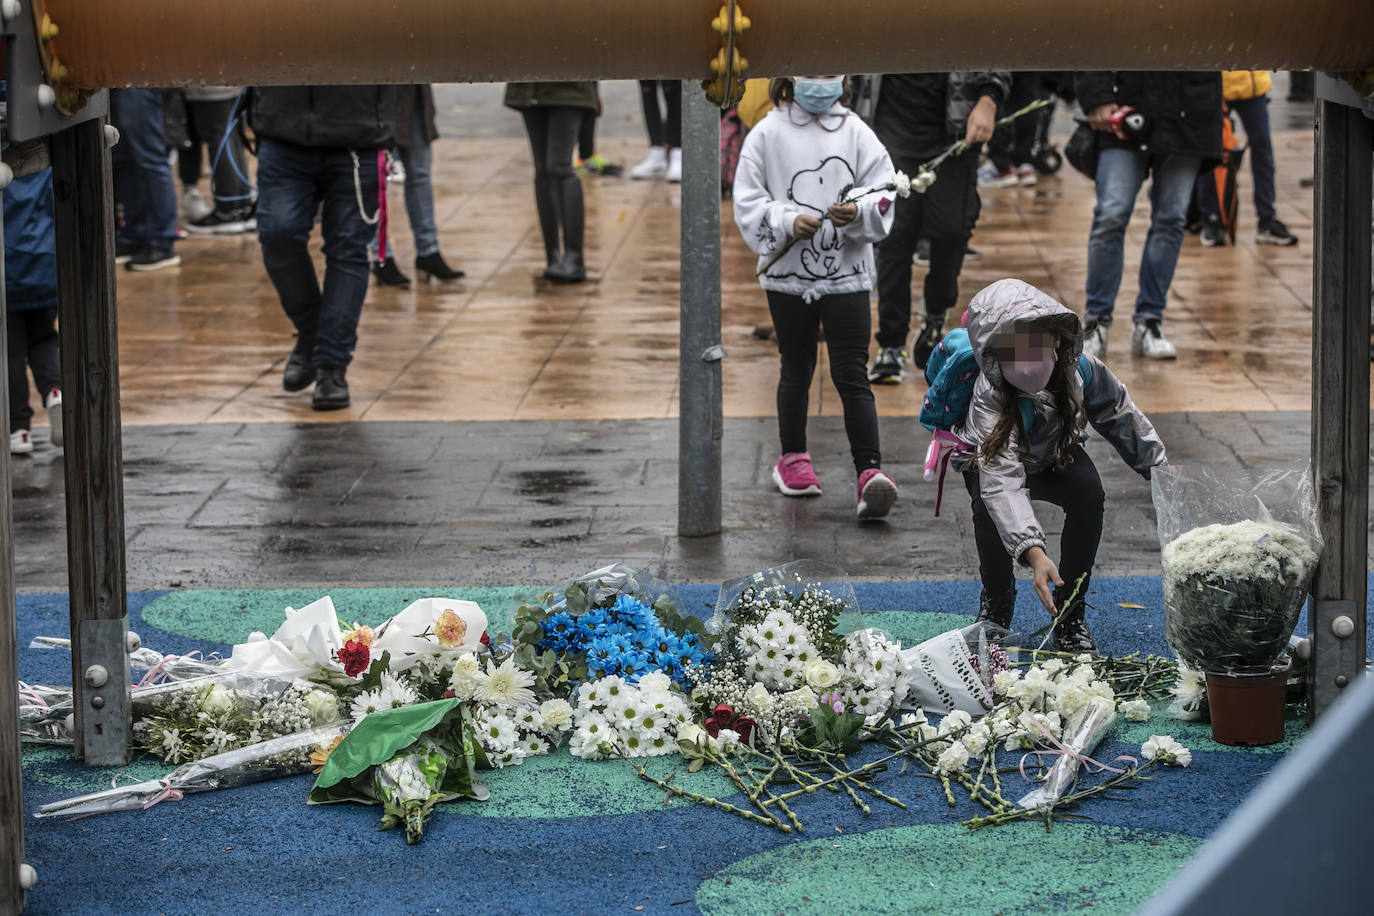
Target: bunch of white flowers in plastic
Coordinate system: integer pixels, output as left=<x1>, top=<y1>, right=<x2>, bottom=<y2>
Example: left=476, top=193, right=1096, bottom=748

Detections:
left=569, top=672, right=692, bottom=760
left=837, top=629, right=910, bottom=725
left=736, top=609, right=820, bottom=692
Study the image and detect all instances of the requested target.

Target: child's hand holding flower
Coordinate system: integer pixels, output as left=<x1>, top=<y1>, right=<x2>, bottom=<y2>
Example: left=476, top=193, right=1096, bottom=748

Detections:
left=826, top=202, right=858, bottom=227
left=793, top=213, right=821, bottom=240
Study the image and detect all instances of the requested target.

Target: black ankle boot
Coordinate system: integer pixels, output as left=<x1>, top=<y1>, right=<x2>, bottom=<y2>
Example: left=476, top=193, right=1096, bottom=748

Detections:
left=1052, top=581, right=1098, bottom=654
left=544, top=251, right=586, bottom=284
left=415, top=251, right=464, bottom=282
left=975, top=588, right=1015, bottom=630
left=372, top=257, right=410, bottom=287
left=282, top=338, right=316, bottom=392
left=311, top=366, right=350, bottom=411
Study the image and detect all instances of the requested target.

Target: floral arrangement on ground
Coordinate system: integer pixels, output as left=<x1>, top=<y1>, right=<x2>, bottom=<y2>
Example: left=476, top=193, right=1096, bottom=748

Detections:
left=27, top=563, right=1202, bottom=843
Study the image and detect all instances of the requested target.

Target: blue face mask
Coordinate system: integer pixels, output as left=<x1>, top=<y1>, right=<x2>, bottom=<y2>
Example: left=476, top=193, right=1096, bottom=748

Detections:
left=793, top=78, right=844, bottom=115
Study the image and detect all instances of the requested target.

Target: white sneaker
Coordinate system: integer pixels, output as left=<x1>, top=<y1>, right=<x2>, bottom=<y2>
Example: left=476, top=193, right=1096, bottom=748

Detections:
left=10, top=430, right=33, bottom=455
left=181, top=187, right=212, bottom=222
left=665, top=147, right=682, bottom=183
left=1082, top=320, right=1109, bottom=360
left=630, top=147, right=667, bottom=180
left=1131, top=320, right=1178, bottom=359
left=44, top=388, right=63, bottom=447
left=1016, top=163, right=1038, bottom=187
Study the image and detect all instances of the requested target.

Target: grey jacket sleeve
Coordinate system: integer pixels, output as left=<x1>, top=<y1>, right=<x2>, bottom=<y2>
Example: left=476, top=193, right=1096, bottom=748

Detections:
left=1081, top=356, right=1167, bottom=477
left=959, top=384, right=1046, bottom=563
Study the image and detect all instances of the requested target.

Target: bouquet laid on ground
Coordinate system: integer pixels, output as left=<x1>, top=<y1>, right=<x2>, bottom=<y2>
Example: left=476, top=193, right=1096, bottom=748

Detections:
left=1153, top=464, right=1322, bottom=674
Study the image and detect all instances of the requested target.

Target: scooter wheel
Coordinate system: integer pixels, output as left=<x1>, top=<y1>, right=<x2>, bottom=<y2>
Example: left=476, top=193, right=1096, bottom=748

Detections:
left=1035, top=148, right=1063, bottom=175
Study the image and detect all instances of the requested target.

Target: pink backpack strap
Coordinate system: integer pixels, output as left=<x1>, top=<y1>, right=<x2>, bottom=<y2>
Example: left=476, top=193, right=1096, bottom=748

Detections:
left=922, top=429, right=972, bottom=517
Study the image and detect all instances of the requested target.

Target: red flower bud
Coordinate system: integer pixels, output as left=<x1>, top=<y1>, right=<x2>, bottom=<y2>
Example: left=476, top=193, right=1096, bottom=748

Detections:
left=480, top=631, right=491, bottom=647
left=713, top=703, right=735, bottom=721
left=442, top=689, right=456, bottom=699
left=733, top=716, right=757, bottom=744
left=338, top=639, right=371, bottom=678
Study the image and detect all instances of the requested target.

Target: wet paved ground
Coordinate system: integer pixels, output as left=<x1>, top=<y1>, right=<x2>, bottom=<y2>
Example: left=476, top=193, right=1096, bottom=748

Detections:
left=8, top=79, right=1370, bottom=593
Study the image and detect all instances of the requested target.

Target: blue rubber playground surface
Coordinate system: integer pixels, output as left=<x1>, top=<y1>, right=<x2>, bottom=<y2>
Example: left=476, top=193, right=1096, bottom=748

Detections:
left=17, top=576, right=1369, bottom=916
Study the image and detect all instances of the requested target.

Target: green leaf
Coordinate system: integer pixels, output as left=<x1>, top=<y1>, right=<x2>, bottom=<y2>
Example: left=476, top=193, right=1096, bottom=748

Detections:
left=356, top=651, right=393, bottom=692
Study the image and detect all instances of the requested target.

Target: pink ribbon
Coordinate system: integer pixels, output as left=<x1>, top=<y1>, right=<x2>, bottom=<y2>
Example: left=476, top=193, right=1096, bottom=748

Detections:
left=67, top=778, right=184, bottom=821
left=135, top=651, right=219, bottom=688
left=1017, top=714, right=1138, bottom=782
left=16, top=680, right=51, bottom=712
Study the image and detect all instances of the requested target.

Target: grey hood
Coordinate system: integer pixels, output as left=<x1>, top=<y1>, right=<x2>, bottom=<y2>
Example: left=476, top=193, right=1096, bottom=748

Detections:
left=956, top=279, right=1167, bottom=563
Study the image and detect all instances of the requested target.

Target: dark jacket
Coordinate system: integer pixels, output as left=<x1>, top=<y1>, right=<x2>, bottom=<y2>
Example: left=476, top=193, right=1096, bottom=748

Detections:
left=850, top=72, right=1011, bottom=142
left=251, top=86, right=397, bottom=149
left=3, top=169, right=57, bottom=312
left=502, top=82, right=598, bottom=111
left=1074, top=72, right=1223, bottom=161
left=396, top=85, right=439, bottom=148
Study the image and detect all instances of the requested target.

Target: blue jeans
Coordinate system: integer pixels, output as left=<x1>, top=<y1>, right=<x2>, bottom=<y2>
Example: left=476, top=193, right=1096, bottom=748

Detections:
left=1085, top=147, right=1201, bottom=326
left=110, top=89, right=178, bottom=249
left=256, top=138, right=378, bottom=369
left=369, top=113, right=438, bottom=260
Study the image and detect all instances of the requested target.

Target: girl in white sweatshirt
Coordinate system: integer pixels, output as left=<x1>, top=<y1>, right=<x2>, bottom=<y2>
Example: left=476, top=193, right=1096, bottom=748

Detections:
left=733, top=77, right=899, bottom=518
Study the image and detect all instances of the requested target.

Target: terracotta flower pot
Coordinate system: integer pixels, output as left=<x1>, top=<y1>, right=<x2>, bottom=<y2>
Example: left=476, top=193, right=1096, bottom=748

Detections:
left=1204, top=662, right=1290, bottom=746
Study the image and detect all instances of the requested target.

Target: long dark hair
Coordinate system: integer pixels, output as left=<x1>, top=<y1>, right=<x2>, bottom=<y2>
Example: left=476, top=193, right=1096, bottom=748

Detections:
left=768, top=77, right=852, bottom=109
left=977, top=333, right=1085, bottom=471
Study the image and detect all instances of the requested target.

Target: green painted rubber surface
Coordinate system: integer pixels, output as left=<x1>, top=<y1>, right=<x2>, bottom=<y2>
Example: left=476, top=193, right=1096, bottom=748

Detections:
left=464, top=745, right=736, bottom=818
left=23, top=745, right=171, bottom=791
left=695, top=822, right=1203, bottom=916
left=140, top=586, right=530, bottom=645
left=1116, top=705, right=1306, bottom=756
left=838, top=611, right=971, bottom=645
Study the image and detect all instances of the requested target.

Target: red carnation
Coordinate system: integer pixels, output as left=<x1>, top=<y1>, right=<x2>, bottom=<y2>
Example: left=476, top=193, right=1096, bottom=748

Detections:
left=480, top=631, right=491, bottom=647
left=339, top=639, right=371, bottom=678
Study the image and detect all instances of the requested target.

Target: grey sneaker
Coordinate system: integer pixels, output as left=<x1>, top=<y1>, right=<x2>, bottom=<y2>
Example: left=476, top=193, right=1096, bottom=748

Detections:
left=1082, top=319, right=1108, bottom=360
left=868, top=347, right=909, bottom=384
left=1131, top=320, right=1177, bottom=360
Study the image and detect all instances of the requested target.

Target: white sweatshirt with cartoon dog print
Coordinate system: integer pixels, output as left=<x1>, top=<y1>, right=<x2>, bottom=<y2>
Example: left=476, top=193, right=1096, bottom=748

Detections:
left=733, top=101, right=896, bottom=301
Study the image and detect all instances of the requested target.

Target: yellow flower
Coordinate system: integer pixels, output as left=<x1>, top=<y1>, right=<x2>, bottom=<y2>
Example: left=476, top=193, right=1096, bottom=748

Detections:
left=343, top=623, right=376, bottom=647
left=310, top=735, right=345, bottom=773
left=434, top=609, right=468, bottom=648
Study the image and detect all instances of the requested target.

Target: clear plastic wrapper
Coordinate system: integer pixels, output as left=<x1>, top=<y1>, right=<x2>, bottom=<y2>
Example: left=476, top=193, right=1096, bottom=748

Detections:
left=515, top=562, right=684, bottom=626
left=901, top=622, right=1008, bottom=716
left=35, top=723, right=348, bottom=818
left=1017, top=696, right=1117, bottom=809
left=1153, top=463, right=1323, bottom=675
left=712, top=559, right=858, bottom=634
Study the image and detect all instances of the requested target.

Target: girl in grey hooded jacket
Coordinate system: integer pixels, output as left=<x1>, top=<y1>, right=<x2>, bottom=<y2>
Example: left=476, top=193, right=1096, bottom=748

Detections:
left=955, top=279, right=1166, bottom=652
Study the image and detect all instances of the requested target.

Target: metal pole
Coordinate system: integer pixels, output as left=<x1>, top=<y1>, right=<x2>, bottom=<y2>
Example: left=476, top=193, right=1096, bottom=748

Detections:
left=50, top=115, right=131, bottom=764
left=0, top=161, right=33, bottom=916
left=1309, top=77, right=1372, bottom=718
left=678, top=82, right=723, bottom=537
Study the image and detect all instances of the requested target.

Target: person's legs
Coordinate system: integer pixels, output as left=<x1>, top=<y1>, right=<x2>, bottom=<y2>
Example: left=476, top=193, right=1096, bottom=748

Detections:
left=1232, top=96, right=1277, bottom=222
left=6, top=311, right=33, bottom=434
left=190, top=97, right=253, bottom=214
left=818, top=291, right=880, bottom=473
left=577, top=107, right=597, bottom=162
left=521, top=109, right=561, bottom=266
left=631, top=81, right=669, bottom=178
left=963, top=471, right=1018, bottom=621
left=661, top=81, right=682, bottom=148
left=874, top=153, right=924, bottom=353
left=400, top=115, right=439, bottom=258
left=1134, top=153, right=1201, bottom=324
left=766, top=289, right=821, bottom=456
left=22, top=308, right=61, bottom=397
left=1084, top=147, right=1149, bottom=327
left=1026, top=446, right=1105, bottom=650
left=639, top=80, right=665, bottom=147
left=109, top=88, right=179, bottom=252
left=256, top=138, right=326, bottom=361
left=314, top=148, right=378, bottom=370
left=913, top=152, right=979, bottom=366
left=543, top=107, right=586, bottom=282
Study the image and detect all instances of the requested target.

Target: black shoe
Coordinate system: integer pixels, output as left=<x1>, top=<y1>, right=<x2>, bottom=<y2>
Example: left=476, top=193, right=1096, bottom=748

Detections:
left=964, top=245, right=982, bottom=262
left=372, top=257, right=411, bottom=287
left=126, top=246, right=181, bottom=271
left=910, top=316, right=945, bottom=371
left=544, top=252, right=586, bottom=284
left=975, top=588, right=1015, bottom=630
left=1051, top=581, right=1098, bottom=654
left=414, top=251, right=465, bottom=282
left=115, top=240, right=139, bottom=265
left=185, top=207, right=256, bottom=235
left=311, top=366, right=350, bottom=411
left=282, top=339, right=316, bottom=392
left=1200, top=215, right=1227, bottom=248
left=1256, top=217, right=1298, bottom=247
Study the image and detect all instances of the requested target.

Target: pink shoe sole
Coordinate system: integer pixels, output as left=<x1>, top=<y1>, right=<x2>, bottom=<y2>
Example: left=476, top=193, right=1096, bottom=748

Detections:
left=857, top=472, right=898, bottom=518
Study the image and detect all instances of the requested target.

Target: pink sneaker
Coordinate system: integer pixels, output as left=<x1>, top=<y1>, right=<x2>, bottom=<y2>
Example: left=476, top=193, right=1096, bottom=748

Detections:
left=773, top=452, right=822, bottom=496
left=856, top=468, right=898, bottom=518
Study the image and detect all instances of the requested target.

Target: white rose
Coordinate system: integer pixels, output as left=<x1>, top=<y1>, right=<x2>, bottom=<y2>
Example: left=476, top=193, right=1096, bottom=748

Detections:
left=745, top=683, right=775, bottom=712
left=304, top=689, right=340, bottom=725
left=539, top=698, right=573, bottom=730
left=676, top=723, right=708, bottom=749
left=804, top=659, right=842, bottom=691
left=200, top=685, right=234, bottom=717
left=784, top=686, right=819, bottom=710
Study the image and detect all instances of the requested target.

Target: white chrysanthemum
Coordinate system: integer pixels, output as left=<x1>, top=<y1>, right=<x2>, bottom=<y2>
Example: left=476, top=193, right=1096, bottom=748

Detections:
left=1041, top=658, right=1067, bottom=676
left=1120, top=698, right=1152, bottom=722
left=936, top=740, right=970, bottom=774
left=992, top=669, right=1021, bottom=696
left=938, top=710, right=973, bottom=735
left=964, top=723, right=992, bottom=757
left=637, top=671, right=672, bottom=696
left=599, top=675, right=629, bottom=699
left=480, top=713, right=519, bottom=752
left=378, top=676, right=419, bottom=710
left=472, top=657, right=537, bottom=709
left=892, top=171, right=912, bottom=197
left=350, top=689, right=384, bottom=722
left=539, top=698, right=573, bottom=730
left=1142, top=734, right=1192, bottom=767
left=448, top=654, right=482, bottom=699
left=605, top=694, right=642, bottom=729
left=899, top=711, right=928, bottom=728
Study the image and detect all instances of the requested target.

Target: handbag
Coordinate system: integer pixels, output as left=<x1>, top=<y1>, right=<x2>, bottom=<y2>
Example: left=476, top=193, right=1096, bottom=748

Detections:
left=1065, top=121, right=1100, bottom=180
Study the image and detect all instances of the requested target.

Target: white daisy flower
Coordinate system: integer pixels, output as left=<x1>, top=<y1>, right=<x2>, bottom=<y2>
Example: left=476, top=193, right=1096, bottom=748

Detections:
left=473, top=657, right=537, bottom=709
left=350, top=689, right=384, bottom=722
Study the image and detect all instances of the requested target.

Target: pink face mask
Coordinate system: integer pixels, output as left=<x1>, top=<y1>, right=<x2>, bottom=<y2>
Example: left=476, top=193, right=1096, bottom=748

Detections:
left=1002, top=355, right=1055, bottom=393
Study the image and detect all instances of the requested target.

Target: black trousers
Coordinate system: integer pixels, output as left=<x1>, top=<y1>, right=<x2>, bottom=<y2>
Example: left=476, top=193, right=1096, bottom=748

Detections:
left=963, top=445, right=1104, bottom=596
left=874, top=150, right=980, bottom=349
left=987, top=73, right=1043, bottom=172
left=6, top=307, right=61, bottom=432
left=766, top=289, right=881, bottom=473
left=520, top=107, right=585, bottom=263
left=638, top=80, right=682, bottom=148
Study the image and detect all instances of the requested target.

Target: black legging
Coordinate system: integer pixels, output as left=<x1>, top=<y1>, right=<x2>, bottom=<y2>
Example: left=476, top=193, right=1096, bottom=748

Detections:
left=520, top=107, right=585, bottom=264
left=6, top=307, right=61, bottom=432
left=963, top=444, right=1105, bottom=596
left=766, top=289, right=881, bottom=473
left=638, top=80, right=682, bottom=148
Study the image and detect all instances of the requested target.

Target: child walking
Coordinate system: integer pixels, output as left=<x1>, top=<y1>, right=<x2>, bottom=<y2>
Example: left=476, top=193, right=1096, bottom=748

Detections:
left=4, top=167, right=63, bottom=455
left=954, top=279, right=1166, bottom=651
left=732, top=77, right=899, bottom=518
